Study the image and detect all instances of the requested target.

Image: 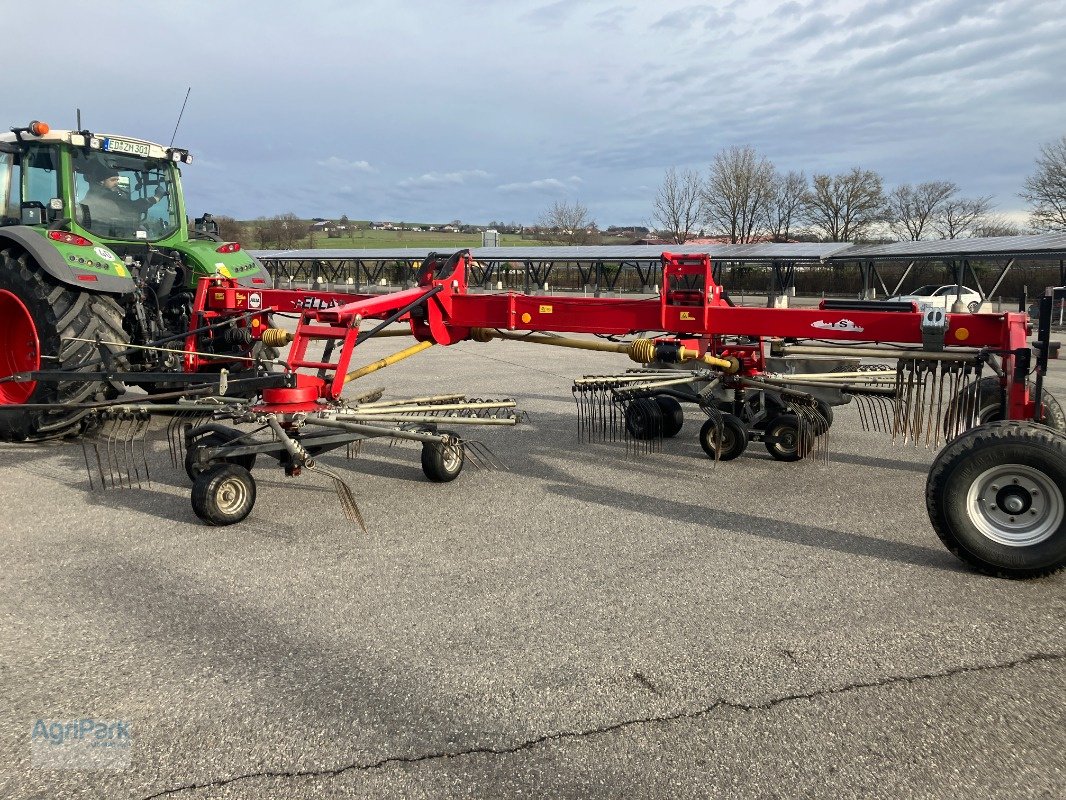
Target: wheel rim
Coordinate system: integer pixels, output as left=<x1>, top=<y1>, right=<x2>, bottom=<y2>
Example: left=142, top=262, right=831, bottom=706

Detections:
left=0, top=290, right=40, bottom=404
left=442, top=441, right=462, bottom=472
left=216, top=476, right=249, bottom=516
left=965, top=464, right=1064, bottom=547
left=773, top=424, right=797, bottom=454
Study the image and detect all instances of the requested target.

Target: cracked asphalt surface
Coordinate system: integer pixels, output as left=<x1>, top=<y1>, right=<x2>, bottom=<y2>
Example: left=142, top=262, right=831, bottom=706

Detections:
left=2, top=331, right=1064, bottom=798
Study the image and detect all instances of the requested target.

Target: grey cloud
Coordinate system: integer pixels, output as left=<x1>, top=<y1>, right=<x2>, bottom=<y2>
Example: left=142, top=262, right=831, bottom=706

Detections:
left=496, top=176, right=583, bottom=193
left=316, top=156, right=375, bottom=173
left=397, top=170, right=491, bottom=189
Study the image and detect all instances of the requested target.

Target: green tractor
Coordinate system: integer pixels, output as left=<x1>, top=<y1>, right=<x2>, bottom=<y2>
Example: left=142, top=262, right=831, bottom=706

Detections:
left=0, top=119, right=272, bottom=440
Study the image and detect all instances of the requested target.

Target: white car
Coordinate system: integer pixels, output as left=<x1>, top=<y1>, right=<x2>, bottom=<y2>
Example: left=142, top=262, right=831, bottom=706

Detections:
left=892, top=284, right=983, bottom=313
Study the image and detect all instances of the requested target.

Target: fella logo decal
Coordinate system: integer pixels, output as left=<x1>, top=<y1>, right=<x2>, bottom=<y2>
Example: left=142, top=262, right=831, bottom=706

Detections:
left=248, top=292, right=262, bottom=310
left=291, top=296, right=342, bottom=311
left=812, top=319, right=864, bottom=333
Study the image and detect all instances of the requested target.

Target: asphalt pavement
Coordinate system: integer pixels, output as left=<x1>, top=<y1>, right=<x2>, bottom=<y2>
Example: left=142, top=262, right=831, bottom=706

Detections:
left=1, top=332, right=1064, bottom=798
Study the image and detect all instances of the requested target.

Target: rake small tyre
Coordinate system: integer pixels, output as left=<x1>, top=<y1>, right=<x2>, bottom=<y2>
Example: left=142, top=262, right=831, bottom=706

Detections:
left=624, top=398, right=663, bottom=440
left=421, top=431, right=464, bottom=482
left=184, top=428, right=258, bottom=482
left=654, top=395, right=684, bottom=438
left=0, top=248, right=130, bottom=441
left=927, top=421, right=1066, bottom=578
left=763, top=414, right=806, bottom=462
left=699, top=413, right=747, bottom=461
left=191, top=463, right=257, bottom=526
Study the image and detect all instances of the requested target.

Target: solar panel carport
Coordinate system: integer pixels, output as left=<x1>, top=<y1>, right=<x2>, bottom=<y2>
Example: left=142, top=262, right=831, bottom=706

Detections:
left=251, top=233, right=1066, bottom=303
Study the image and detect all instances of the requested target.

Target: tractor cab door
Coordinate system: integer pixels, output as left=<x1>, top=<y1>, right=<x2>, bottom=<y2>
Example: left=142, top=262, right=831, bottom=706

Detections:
left=0, top=144, right=59, bottom=227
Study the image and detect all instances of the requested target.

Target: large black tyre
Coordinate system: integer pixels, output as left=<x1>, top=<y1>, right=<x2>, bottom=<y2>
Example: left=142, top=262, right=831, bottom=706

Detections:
left=191, top=463, right=257, bottom=525
left=926, top=421, right=1066, bottom=579
left=184, top=427, right=258, bottom=481
left=0, top=248, right=130, bottom=441
left=421, top=430, right=464, bottom=482
left=945, top=377, right=1065, bottom=435
left=699, top=413, right=748, bottom=461
left=654, top=395, right=684, bottom=438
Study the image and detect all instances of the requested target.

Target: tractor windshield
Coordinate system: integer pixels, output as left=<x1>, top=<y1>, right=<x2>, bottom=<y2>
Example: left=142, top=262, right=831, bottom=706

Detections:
left=72, top=150, right=179, bottom=242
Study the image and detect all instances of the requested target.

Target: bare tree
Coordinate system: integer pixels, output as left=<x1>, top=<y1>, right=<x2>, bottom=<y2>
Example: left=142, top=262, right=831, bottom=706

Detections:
left=971, top=215, right=1022, bottom=238
left=537, top=200, right=596, bottom=244
left=253, top=213, right=302, bottom=249
left=765, top=170, right=808, bottom=242
left=932, top=195, right=993, bottom=239
left=652, top=167, right=705, bottom=244
left=213, top=214, right=244, bottom=243
left=1021, top=135, right=1066, bottom=231
left=887, top=181, right=957, bottom=240
left=804, top=168, right=887, bottom=242
left=702, top=145, right=774, bottom=243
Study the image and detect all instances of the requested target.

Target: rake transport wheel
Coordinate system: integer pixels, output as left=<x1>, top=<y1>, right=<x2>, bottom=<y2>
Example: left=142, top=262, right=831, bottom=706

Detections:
left=191, top=463, right=257, bottom=525
left=699, top=413, right=748, bottom=461
left=654, top=395, right=684, bottom=438
left=184, top=428, right=258, bottom=481
left=0, top=249, right=129, bottom=441
left=927, top=421, right=1066, bottom=578
left=763, top=413, right=808, bottom=462
left=421, top=430, right=464, bottom=482
left=624, top=398, right=663, bottom=440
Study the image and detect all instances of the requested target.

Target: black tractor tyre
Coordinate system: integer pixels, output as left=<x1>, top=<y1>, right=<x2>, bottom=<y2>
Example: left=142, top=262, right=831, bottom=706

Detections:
left=654, top=395, right=685, bottom=438
left=421, top=430, right=464, bottom=482
left=624, top=398, right=663, bottom=440
left=191, top=463, right=257, bottom=526
left=699, top=413, right=748, bottom=461
left=763, top=413, right=809, bottom=462
left=0, top=248, right=130, bottom=441
left=926, top=421, right=1066, bottom=579
left=945, top=377, right=1065, bottom=436
left=184, top=427, right=258, bottom=481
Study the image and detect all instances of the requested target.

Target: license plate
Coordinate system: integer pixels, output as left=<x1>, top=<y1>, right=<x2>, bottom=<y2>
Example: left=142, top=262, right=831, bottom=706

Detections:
left=102, top=138, right=150, bottom=157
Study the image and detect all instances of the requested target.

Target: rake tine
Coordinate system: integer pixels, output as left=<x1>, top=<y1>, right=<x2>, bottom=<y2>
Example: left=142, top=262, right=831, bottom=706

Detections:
left=133, top=413, right=152, bottom=489
left=81, top=438, right=98, bottom=492
left=118, top=415, right=136, bottom=489
left=309, top=463, right=366, bottom=532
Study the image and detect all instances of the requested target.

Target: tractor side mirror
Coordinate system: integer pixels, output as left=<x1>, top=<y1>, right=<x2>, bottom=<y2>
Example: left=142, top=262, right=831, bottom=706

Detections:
left=20, top=201, right=44, bottom=225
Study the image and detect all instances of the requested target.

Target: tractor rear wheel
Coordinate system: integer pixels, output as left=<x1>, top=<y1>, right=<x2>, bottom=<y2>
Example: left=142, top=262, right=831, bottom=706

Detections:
left=0, top=248, right=130, bottom=441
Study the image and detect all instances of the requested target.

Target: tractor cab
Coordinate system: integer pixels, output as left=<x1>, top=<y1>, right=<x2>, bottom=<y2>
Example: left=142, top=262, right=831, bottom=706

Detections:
left=0, top=120, right=270, bottom=291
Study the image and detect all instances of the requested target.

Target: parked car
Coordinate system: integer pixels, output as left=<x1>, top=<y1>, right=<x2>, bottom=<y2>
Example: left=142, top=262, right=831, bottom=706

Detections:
left=890, top=284, right=983, bottom=313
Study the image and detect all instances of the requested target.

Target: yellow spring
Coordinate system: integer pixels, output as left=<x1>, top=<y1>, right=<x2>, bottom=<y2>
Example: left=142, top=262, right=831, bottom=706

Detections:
left=627, top=338, right=656, bottom=364
left=260, top=328, right=294, bottom=347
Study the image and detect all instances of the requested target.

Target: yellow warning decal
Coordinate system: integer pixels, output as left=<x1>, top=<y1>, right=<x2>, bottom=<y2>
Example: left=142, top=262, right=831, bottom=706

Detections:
left=680, top=311, right=695, bottom=321
left=213, top=291, right=226, bottom=301
left=114, top=264, right=126, bottom=277
left=539, top=304, right=553, bottom=314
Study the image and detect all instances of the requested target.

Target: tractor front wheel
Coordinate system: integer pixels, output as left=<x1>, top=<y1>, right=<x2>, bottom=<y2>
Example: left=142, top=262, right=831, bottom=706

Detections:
left=0, top=248, right=130, bottom=441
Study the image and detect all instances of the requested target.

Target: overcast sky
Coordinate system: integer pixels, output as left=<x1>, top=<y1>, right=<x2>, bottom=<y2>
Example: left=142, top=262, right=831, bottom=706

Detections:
left=10, top=0, right=1064, bottom=226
